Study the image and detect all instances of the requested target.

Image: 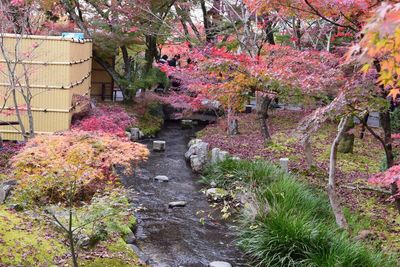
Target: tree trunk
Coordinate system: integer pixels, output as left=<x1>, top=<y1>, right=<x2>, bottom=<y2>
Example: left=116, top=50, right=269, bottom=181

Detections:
left=304, top=136, right=313, bottom=167
left=338, top=117, right=355, bottom=154
left=380, top=111, right=394, bottom=168
left=69, top=207, right=79, bottom=267
left=200, top=0, right=213, bottom=43
left=266, top=20, right=275, bottom=45
left=359, top=112, right=369, bottom=139
left=380, top=111, right=400, bottom=212
left=145, top=35, right=158, bottom=73
left=228, top=118, right=239, bottom=135
left=391, top=181, right=400, bottom=212
left=11, top=87, right=27, bottom=141
left=175, top=3, right=201, bottom=41
left=294, top=18, right=302, bottom=49
left=328, top=117, right=349, bottom=229
left=256, top=92, right=272, bottom=142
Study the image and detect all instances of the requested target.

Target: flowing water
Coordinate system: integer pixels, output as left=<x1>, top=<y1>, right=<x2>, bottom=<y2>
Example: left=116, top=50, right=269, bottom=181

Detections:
left=121, top=121, right=248, bottom=267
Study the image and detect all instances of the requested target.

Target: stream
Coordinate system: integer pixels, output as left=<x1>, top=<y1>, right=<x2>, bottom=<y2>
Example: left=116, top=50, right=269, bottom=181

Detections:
left=121, top=121, right=248, bottom=267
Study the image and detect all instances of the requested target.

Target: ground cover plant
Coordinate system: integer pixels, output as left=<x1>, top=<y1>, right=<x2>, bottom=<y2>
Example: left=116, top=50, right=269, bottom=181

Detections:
left=202, top=159, right=397, bottom=266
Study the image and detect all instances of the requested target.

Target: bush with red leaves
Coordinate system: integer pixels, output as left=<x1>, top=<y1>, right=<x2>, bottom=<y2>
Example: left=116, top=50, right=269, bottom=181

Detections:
left=72, top=105, right=137, bottom=137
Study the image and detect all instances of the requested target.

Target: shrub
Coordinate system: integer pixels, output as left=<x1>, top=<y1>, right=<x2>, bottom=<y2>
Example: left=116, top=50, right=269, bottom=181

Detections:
left=49, top=189, right=136, bottom=247
left=72, top=105, right=137, bottom=137
left=0, top=142, right=24, bottom=173
left=10, top=132, right=148, bottom=206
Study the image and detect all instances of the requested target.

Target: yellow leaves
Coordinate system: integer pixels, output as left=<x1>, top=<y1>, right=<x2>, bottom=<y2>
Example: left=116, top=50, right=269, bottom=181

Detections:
left=388, top=88, right=400, bottom=99
left=360, top=63, right=370, bottom=73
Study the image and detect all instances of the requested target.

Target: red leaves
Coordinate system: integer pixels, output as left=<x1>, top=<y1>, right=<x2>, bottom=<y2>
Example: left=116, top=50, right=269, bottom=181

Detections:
left=72, top=105, right=136, bottom=137
left=369, top=165, right=400, bottom=195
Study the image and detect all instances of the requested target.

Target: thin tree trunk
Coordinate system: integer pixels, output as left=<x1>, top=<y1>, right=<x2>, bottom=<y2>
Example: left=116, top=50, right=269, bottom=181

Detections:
left=256, top=92, right=272, bottom=142
left=11, top=88, right=27, bottom=141
left=266, top=20, right=275, bottom=45
left=380, top=111, right=394, bottom=168
left=200, top=0, right=213, bottom=43
left=145, top=35, right=158, bottom=73
left=69, top=207, right=78, bottom=267
left=328, top=116, right=349, bottom=229
left=304, top=136, right=313, bottom=167
left=227, top=109, right=239, bottom=135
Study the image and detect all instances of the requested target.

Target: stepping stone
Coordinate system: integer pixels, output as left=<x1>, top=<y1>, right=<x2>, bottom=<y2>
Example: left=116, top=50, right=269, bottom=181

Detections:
left=168, top=201, right=187, bottom=208
left=209, top=261, right=232, bottom=267
left=154, top=175, right=169, bottom=182
left=153, top=140, right=166, bottom=151
left=130, top=128, right=141, bottom=141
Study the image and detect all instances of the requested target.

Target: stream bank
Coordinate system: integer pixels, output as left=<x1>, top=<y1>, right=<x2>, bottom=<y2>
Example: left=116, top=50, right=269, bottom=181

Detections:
left=121, top=121, right=248, bottom=267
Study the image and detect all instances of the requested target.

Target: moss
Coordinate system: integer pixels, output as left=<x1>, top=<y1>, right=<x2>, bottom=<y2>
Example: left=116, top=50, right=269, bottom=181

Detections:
left=317, top=138, right=382, bottom=174
left=81, top=238, right=140, bottom=267
left=137, top=112, right=164, bottom=136
left=0, top=206, right=66, bottom=266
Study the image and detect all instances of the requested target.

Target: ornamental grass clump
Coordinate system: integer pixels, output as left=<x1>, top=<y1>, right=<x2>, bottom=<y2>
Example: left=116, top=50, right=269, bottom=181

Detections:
left=204, top=159, right=396, bottom=267
left=10, top=132, right=149, bottom=206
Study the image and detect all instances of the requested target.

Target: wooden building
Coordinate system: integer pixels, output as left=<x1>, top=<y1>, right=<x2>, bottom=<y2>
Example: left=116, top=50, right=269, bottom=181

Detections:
left=0, top=34, right=92, bottom=141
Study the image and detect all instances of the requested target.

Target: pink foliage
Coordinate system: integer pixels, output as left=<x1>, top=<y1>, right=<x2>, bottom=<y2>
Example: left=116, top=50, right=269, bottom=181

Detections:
left=72, top=105, right=136, bottom=137
left=369, top=166, right=400, bottom=196
left=0, top=142, right=24, bottom=172
left=259, top=45, right=345, bottom=94
left=10, top=0, right=24, bottom=7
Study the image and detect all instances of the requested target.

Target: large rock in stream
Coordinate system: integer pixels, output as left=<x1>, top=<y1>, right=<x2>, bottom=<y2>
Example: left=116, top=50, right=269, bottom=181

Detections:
left=185, top=139, right=209, bottom=172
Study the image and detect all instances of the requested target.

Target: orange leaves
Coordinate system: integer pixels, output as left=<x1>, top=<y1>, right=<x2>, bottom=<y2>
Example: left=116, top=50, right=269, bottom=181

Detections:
left=388, top=88, right=400, bottom=99
left=11, top=132, right=149, bottom=205
left=350, top=3, right=400, bottom=97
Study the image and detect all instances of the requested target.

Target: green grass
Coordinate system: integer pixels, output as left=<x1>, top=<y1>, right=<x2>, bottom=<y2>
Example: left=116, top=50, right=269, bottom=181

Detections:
left=203, top=159, right=397, bottom=267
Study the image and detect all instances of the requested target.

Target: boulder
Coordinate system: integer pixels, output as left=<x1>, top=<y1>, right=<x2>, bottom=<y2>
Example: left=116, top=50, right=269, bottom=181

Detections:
left=153, top=141, right=166, bottom=151
left=190, top=155, right=203, bottom=172
left=0, top=180, right=17, bottom=204
left=154, top=175, right=169, bottom=182
left=125, top=131, right=132, bottom=140
left=185, top=144, right=197, bottom=160
left=124, top=231, right=136, bottom=244
left=185, top=141, right=208, bottom=161
left=186, top=140, right=209, bottom=171
left=209, top=261, right=232, bottom=267
left=211, top=148, right=221, bottom=164
left=218, top=151, right=229, bottom=162
left=188, top=138, right=202, bottom=148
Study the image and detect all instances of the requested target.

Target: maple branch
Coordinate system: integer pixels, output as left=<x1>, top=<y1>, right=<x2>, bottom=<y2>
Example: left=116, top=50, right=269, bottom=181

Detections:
left=303, top=0, right=358, bottom=32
